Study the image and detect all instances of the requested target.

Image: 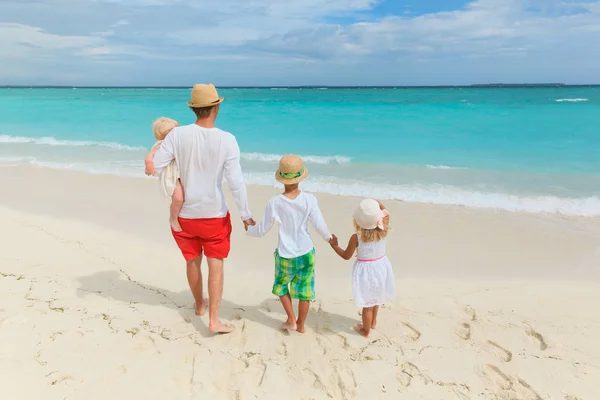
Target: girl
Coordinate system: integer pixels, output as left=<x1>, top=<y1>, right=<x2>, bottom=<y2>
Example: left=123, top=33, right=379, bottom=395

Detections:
left=329, top=198, right=395, bottom=337
left=144, top=117, right=184, bottom=232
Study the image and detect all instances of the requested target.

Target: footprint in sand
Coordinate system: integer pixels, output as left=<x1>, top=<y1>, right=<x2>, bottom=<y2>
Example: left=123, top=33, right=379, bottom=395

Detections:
left=485, top=340, right=512, bottom=363
left=525, top=326, right=548, bottom=351
left=481, top=364, right=513, bottom=391
left=514, top=378, right=543, bottom=400
left=399, top=322, right=421, bottom=341
left=396, top=362, right=432, bottom=387
left=463, top=306, right=477, bottom=322
left=454, top=322, right=471, bottom=340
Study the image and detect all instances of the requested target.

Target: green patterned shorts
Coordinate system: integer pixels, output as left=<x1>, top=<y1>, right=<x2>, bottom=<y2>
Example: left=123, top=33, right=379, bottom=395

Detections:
left=272, top=248, right=315, bottom=301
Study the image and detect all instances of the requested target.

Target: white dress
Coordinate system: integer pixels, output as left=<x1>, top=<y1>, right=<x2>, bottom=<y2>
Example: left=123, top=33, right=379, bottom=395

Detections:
left=352, top=236, right=395, bottom=308
left=152, top=141, right=179, bottom=197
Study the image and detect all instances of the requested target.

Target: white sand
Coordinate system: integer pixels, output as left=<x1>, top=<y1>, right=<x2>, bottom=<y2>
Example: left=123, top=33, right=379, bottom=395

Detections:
left=1, top=165, right=599, bottom=400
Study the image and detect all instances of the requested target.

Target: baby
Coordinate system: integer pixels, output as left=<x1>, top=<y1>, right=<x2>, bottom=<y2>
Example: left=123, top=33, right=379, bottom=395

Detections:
left=144, top=117, right=184, bottom=232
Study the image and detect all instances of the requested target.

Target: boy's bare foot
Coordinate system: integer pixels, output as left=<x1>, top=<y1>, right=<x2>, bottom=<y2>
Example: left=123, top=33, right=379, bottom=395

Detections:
left=194, top=299, right=207, bottom=316
left=170, top=218, right=183, bottom=232
left=280, top=321, right=297, bottom=331
left=209, top=321, right=234, bottom=334
left=354, top=323, right=369, bottom=337
left=296, top=324, right=305, bottom=334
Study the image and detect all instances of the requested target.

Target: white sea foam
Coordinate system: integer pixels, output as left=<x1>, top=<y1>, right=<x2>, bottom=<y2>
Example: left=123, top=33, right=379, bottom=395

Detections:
left=241, top=152, right=351, bottom=164
left=242, top=173, right=600, bottom=217
left=425, top=165, right=464, bottom=170
left=555, top=98, right=589, bottom=103
left=0, top=135, right=145, bottom=151
left=2, top=148, right=598, bottom=217
left=1, top=158, right=597, bottom=216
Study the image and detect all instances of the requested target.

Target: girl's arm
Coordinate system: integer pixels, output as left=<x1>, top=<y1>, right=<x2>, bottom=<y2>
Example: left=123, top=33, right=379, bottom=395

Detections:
left=330, top=233, right=359, bottom=260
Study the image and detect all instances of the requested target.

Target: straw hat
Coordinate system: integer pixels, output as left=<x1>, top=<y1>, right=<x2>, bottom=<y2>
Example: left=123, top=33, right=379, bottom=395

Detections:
left=275, top=154, right=309, bottom=185
left=187, top=83, right=224, bottom=108
left=354, top=199, right=389, bottom=230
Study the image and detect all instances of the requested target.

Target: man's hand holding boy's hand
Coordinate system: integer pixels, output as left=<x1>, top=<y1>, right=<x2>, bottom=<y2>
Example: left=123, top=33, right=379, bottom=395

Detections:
left=243, top=218, right=256, bottom=231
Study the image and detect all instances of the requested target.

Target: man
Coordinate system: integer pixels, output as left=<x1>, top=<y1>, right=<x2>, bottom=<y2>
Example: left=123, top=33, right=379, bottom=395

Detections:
left=153, top=83, right=254, bottom=334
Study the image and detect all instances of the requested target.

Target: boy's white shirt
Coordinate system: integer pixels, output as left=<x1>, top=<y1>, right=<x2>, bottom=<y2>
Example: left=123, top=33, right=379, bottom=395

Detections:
left=246, top=192, right=332, bottom=258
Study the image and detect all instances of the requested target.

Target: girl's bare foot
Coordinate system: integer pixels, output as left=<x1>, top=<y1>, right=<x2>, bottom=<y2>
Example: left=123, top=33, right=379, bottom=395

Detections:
left=280, top=321, right=297, bottom=331
left=194, top=299, right=207, bottom=316
left=354, top=323, right=369, bottom=337
left=170, top=218, right=183, bottom=232
left=296, top=324, right=305, bottom=333
left=209, top=321, right=234, bottom=334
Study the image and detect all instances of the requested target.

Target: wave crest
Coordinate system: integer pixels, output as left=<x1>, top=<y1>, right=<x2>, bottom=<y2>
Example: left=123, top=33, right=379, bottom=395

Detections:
left=241, top=152, right=351, bottom=165
left=0, top=135, right=145, bottom=151
left=555, top=98, right=589, bottom=103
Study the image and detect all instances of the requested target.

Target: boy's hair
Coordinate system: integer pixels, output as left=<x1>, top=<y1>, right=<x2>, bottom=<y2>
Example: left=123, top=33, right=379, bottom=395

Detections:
left=353, top=215, right=390, bottom=243
left=152, top=117, right=179, bottom=141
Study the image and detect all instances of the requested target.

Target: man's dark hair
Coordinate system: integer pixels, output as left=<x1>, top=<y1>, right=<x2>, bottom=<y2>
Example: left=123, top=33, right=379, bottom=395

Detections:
left=190, top=105, right=215, bottom=119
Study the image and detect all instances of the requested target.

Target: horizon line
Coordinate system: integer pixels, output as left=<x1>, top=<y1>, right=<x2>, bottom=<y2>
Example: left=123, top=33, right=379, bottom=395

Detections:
left=2, top=83, right=600, bottom=89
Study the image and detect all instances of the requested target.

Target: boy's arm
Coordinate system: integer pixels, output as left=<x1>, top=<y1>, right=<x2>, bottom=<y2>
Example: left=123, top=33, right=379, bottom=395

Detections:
left=308, top=197, right=332, bottom=241
left=246, top=201, right=274, bottom=237
left=330, top=234, right=359, bottom=260
left=223, top=135, right=253, bottom=222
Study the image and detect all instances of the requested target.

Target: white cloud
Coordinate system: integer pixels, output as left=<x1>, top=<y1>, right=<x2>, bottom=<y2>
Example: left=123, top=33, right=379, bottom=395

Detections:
left=1, top=0, right=599, bottom=85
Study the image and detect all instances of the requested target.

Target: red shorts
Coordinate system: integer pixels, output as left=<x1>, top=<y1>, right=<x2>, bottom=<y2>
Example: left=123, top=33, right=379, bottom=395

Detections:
left=171, top=213, right=232, bottom=261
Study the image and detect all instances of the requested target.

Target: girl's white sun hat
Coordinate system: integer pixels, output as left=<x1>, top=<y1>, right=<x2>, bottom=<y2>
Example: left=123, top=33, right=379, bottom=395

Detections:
left=353, top=198, right=389, bottom=230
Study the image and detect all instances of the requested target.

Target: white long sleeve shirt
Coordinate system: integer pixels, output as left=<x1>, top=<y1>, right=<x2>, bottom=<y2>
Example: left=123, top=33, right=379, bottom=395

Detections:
left=247, top=192, right=332, bottom=258
left=152, top=124, right=252, bottom=220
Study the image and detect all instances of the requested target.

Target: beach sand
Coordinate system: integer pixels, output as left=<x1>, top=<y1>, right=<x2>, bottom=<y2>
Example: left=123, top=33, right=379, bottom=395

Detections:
left=1, top=165, right=599, bottom=400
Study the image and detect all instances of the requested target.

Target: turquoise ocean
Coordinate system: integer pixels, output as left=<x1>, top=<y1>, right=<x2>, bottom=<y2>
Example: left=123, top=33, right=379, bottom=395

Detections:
left=1, top=87, right=599, bottom=216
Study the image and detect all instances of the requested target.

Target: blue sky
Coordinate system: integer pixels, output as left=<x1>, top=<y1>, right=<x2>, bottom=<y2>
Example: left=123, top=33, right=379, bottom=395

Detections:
left=1, top=0, right=599, bottom=86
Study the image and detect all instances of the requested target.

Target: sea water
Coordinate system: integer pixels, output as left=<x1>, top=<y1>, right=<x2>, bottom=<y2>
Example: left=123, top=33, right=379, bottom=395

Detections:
left=1, top=87, right=599, bottom=216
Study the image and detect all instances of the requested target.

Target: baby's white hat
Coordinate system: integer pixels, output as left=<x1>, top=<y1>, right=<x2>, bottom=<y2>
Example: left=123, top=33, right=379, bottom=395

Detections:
left=353, top=198, right=389, bottom=230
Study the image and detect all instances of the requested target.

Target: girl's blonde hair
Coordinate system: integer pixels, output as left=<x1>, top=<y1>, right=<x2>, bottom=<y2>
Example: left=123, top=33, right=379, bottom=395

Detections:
left=152, top=117, right=179, bottom=141
left=353, top=215, right=390, bottom=243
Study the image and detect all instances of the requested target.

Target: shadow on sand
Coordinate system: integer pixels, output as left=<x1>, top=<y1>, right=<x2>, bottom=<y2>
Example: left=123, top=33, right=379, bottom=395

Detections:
left=77, top=270, right=357, bottom=338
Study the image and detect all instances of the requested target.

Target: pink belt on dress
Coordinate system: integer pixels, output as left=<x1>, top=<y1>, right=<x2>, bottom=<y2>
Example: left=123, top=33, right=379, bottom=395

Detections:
left=356, top=255, right=385, bottom=262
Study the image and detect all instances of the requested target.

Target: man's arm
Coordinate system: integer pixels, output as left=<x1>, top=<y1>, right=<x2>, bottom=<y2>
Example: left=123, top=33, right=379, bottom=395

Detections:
left=246, top=201, right=275, bottom=237
left=223, top=135, right=253, bottom=221
left=152, top=134, right=175, bottom=175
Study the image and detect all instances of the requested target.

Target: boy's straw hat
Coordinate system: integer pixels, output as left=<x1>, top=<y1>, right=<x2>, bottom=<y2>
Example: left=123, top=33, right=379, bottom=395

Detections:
left=354, top=198, right=389, bottom=230
left=187, top=83, right=224, bottom=108
left=275, top=154, right=309, bottom=185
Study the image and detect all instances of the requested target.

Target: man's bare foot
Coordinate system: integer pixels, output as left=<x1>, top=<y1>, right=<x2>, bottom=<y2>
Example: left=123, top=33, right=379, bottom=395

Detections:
left=296, top=324, right=305, bottom=333
left=209, top=321, right=234, bottom=334
left=194, top=299, right=207, bottom=316
left=170, top=218, right=183, bottom=232
left=354, top=323, right=369, bottom=337
left=280, top=321, right=297, bottom=331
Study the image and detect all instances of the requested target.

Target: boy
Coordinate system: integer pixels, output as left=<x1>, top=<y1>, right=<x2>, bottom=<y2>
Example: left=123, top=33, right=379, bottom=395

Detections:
left=246, top=154, right=333, bottom=333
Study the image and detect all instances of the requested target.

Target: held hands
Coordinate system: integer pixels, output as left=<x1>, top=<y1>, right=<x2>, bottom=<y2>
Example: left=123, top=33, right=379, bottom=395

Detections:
left=328, top=234, right=338, bottom=247
left=243, top=218, right=256, bottom=231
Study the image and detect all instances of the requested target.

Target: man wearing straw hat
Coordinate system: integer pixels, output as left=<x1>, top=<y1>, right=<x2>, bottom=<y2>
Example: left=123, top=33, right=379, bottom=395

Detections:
left=153, top=83, right=255, bottom=334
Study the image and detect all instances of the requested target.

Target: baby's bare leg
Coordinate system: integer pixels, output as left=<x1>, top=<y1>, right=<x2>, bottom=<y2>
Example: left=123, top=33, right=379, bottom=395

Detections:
left=170, top=180, right=184, bottom=232
left=372, top=305, right=380, bottom=329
